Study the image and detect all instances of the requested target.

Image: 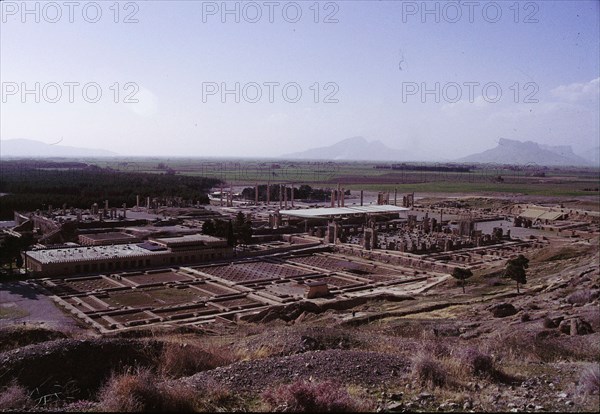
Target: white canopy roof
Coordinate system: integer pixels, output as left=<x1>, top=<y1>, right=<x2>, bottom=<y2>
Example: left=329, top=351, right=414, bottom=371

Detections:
left=279, top=205, right=409, bottom=219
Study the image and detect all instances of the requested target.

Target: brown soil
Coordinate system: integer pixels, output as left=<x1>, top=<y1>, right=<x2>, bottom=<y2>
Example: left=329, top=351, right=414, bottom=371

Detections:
left=0, top=338, right=164, bottom=400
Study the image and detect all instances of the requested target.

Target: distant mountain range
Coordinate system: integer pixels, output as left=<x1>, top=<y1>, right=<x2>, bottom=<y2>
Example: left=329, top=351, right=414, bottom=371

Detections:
left=457, top=138, right=593, bottom=167
left=1, top=139, right=118, bottom=158
left=283, top=137, right=596, bottom=167
left=281, top=136, right=431, bottom=162
left=577, top=146, right=600, bottom=166
left=2, top=137, right=596, bottom=166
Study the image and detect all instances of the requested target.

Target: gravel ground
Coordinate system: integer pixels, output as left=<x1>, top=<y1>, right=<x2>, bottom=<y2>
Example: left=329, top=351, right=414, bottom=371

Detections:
left=185, top=349, right=409, bottom=393
left=0, top=281, right=84, bottom=333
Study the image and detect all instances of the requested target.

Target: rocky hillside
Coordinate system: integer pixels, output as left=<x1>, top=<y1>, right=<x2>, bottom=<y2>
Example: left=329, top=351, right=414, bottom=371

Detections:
left=0, top=241, right=598, bottom=412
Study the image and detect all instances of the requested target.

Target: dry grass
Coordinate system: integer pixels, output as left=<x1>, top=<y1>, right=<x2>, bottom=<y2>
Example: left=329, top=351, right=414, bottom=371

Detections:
left=578, top=363, right=600, bottom=396
left=459, top=347, right=496, bottom=377
left=236, top=343, right=274, bottom=361
left=97, top=367, right=196, bottom=412
left=483, top=330, right=597, bottom=364
left=158, top=342, right=233, bottom=378
left=0, top=325, right=67, bottom=353
left=456, top=347, right=517, bottom=384
left=61, top=400, right=99, bottom=412
left=0, top=381, right=33, bottom=411
left=417, top=335, right=453, bottom=358
left=413, top=357, right=449, bottom=388
left=411, top=353, right=449, bottom=388
left=97, top=366, right=246, bottom=412
left=388, top=320, right=434, bottom=339
left=566, top=290, right=594, bottom=305
left=262, top=379, right=372, bottom=412
left=533, top=246, right=581, bottom=262
left=408, top=337, right=518, bottom=390
left=193, top=378, right=247, bottom=412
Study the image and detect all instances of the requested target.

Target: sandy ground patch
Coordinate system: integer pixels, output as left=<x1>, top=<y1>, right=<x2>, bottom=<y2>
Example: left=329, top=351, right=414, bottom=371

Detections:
left=0, top=282, right=84, bottom=333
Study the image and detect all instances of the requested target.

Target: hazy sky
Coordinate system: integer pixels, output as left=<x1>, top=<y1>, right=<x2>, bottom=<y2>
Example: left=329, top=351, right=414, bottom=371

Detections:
left=1, top=0, right=599, bottom=158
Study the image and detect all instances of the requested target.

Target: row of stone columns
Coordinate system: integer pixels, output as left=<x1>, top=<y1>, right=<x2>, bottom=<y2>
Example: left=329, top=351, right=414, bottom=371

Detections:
left=330, top=185, right=345, bottom=207
left=252, top=183, right=295, bottom=207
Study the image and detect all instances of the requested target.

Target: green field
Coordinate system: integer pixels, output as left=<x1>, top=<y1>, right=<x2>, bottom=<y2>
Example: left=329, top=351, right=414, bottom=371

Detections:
left=90, top=158, right=599, bottom=198
left=345, top=181, right=599, bottom=197
left=9, top=157, right=599, bottom=198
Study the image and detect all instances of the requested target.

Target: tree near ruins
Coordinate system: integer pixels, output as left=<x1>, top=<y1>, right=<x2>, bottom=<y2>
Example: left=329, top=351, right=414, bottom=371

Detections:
left=0, top=234, right=33, bottom=276
left=234, top=212, right=253, bottom=245
left=504, top=254, right=529, bottom=293
left=226, top=220, right=235, bottom=247
left=451, top=267, right=473, bottom=293
left=202, top=219, right=216, bottom=236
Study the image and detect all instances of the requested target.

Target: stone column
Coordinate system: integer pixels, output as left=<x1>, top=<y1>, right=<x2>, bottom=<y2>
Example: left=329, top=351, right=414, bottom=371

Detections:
left=279, top=184, right=283, bottom=208
left=267, top=183, right=270, bottom=205
left=363, top=228, right=372, bottom=250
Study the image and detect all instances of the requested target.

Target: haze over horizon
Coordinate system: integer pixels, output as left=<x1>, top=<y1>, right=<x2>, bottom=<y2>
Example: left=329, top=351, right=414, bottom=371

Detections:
left=1, top=1, right=599, bottom=158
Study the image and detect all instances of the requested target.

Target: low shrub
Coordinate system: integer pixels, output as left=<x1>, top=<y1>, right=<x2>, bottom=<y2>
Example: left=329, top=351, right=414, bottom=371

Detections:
left=262, top=380, right=368, bottom=412
left=412, top=354, right=448, bottom=388
left=486, top=277, right=504, bottom=287
left=486, top=331, right=597, bottom=363
left=459, top=347, right=497, bottom=378
left=193, top=378, right=245, bottom=412
left=419, top=337, right=451, bottom=358
left=62, top=400, right=99, bottom=412
left=542, top=317, right=558, bottom=329
left=452, top=346, right=520, bottom=386
left=97, top=367, right=195, bottom=412
left=0, top=382, right=33, bottom=411
left=158, top=342, right=232, bottom=378
left=567, top=290, right=593, bottom=305
left=578, top=363, right=600, bottom=395
left=97, top=367, right=245, bottom=412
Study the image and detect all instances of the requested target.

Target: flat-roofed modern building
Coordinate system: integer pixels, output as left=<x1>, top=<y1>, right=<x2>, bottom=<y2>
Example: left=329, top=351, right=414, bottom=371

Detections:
left=150, top=234, right=227, bottom=250
left=24, top=234, right=232, bottom=278
left=78, top=232, right=140, bottom=246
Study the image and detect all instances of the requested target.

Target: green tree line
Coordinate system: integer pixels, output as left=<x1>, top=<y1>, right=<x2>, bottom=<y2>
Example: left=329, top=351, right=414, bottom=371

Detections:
left=0, top=161, right=220, bottom=219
